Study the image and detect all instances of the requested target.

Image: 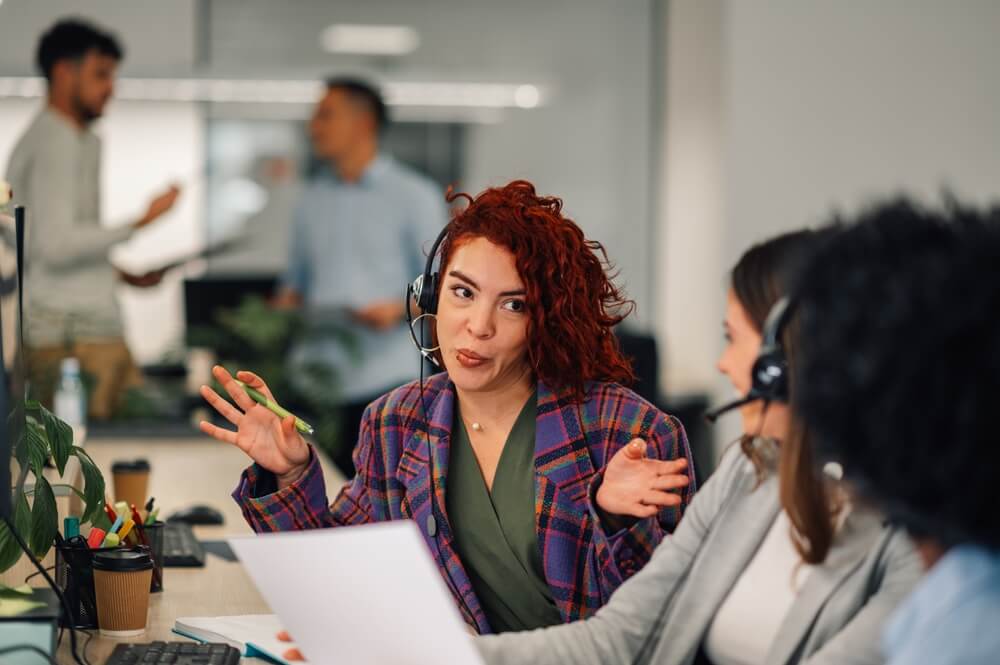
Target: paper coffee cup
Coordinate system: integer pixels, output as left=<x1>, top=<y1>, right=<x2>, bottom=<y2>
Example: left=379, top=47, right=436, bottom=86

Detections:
left=92, top=549, right=154, bottom=637
left=111, top=459, right=150, bottom=510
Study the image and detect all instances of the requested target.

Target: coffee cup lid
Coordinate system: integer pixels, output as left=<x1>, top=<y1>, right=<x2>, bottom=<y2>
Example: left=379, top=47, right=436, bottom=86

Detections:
left=92, top=548, right=153, bottom=572
left=111, top=459, right=151, bottom=472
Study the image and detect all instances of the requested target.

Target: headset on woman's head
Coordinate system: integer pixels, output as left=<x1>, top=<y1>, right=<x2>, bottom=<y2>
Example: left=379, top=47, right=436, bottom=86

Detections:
left=705, top=296, right=795, bottom=423
left=410, top=223, right=453, bottom=315
left=406, top=223, right=453, bottom=366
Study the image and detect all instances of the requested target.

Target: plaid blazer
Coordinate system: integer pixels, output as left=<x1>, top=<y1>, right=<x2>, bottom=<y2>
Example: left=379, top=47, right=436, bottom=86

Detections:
left=233, top=373, right=694, bottom=634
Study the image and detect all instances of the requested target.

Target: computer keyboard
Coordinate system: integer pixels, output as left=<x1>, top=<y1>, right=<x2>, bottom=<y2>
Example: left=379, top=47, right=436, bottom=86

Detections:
left=105, top=641, right=240, bottom=665
left=163, top=522, right=206, bottom=567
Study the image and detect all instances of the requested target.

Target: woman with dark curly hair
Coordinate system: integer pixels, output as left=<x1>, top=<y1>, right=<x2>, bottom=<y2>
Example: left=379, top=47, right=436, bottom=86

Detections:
left=199, top=180, right=695, bottom=634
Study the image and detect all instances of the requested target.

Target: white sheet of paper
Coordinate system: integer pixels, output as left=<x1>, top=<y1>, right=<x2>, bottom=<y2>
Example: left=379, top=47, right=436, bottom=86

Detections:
left=229, top=521, right=485, bottom=665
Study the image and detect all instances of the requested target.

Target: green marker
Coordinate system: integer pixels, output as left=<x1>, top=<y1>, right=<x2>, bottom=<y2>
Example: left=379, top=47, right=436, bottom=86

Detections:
left=233, top=379, right=315, bottom=435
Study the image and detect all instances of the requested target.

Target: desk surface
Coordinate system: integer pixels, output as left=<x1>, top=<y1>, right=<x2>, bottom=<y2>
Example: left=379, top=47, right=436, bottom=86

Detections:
left=57, top=436, right=346, bottom=665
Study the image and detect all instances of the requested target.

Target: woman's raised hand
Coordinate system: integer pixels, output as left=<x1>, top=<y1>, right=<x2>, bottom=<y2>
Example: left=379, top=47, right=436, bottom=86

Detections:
left=199, top=365, right=310, bottom=487
left=596, top=439, right=690, bottom=520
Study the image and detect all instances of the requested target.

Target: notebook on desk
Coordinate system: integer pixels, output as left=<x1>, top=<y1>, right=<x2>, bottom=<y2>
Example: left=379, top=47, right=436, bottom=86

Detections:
left=172, top=614, right=292, bottom=664
left=228, top=521, right=485, bottom=665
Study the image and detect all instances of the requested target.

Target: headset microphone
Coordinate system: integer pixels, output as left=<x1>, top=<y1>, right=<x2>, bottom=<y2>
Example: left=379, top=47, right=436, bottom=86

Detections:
left=704, top=394, right=757, bottom=423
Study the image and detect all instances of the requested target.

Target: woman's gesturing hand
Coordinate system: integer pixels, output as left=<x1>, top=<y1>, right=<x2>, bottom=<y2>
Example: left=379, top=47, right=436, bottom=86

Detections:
left=199, top=365, right=311, bottom=488
left=276, top=631, right=304, bottom=661
left=596, top=439, right=690, bottom=520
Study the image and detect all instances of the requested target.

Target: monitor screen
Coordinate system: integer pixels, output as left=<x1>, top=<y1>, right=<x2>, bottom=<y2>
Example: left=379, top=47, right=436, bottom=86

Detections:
left=0, top=209, right=25, bottom=520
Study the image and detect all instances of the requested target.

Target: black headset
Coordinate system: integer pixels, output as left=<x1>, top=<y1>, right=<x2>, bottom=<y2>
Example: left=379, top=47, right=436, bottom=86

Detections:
left=405, top=223, right=452, bottom=367
left=409, top=223, right=452, bottom=316
left=705, top=296, right=794, bottom=423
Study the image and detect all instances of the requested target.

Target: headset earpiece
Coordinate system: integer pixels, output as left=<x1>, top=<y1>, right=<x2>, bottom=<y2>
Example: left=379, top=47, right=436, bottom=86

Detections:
left=749, top=345, right=788, bottom=403
left=749, top=296, right=794, bottom=403
left=410, top=224, right=451, bottom=316
left=412, top=272, right=439, bottom=315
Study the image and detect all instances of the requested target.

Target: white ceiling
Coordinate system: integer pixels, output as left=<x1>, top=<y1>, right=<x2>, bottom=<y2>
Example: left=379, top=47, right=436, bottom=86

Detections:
left=0, top=0, right=199, bottom=75
left=0, top=0, right=644, bottom=87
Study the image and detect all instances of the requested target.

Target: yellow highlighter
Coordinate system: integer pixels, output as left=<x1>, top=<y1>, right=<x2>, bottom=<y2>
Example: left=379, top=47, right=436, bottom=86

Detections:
left=102, top=532, right=120, bottom=548
left=233, top=379, right=315, bottom=435
left=118, top=519, right=135, bottom=541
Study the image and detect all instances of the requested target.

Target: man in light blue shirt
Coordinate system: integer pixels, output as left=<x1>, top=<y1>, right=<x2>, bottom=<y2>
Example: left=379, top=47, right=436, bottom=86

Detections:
left=792, top=200, right=1000, bottom=665
left=275, top=78, right=445, bottom=474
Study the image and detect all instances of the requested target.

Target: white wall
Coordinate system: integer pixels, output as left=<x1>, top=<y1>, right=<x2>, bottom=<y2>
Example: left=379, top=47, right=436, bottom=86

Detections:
left=104, top=102, right=204, bottom=364
left=724, top=0, right=1000, bottom=264
left=463, top=0, right=656, bottom=328
left=657, top=0, right=1000, bottom=462
left=657, top=0, right=725, bottom=397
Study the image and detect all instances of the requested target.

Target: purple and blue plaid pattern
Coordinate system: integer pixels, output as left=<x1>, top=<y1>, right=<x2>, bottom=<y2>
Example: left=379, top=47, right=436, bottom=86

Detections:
left=233, top=373, right=694, bottom=633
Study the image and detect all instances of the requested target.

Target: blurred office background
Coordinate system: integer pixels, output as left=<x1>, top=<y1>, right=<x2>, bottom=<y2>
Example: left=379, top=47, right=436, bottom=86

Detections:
left=2, top=0, right=999, bottom=471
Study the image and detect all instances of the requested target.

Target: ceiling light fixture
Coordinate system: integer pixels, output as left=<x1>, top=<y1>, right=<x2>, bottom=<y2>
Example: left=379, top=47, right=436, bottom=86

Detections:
left=514, top=85, right=541, bottom=109
left=320, top=24, right=419, bottom=56
left=0, top=77, right=545, bottom=111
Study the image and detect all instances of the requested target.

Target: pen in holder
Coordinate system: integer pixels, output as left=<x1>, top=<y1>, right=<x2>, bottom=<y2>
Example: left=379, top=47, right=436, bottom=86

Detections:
left=141, top=521, right=165, bottom=593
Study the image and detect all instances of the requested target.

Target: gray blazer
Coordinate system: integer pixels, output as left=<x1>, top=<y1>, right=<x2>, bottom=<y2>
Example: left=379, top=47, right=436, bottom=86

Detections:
left=476, top=446, right=923, bottom=665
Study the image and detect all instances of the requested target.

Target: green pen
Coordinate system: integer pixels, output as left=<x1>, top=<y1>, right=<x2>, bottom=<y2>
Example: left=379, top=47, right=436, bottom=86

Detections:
left=233, top=379, right=315, bottom=435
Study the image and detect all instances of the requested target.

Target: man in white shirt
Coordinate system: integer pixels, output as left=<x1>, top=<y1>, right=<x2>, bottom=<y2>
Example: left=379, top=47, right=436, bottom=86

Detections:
left=5, top=18, right=180, bottom=419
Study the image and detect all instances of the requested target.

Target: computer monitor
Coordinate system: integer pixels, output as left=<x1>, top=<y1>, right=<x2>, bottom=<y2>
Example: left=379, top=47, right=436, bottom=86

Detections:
left=0, top=207, right=26, bottom=520
left=183, top=275, right=278, bottom=332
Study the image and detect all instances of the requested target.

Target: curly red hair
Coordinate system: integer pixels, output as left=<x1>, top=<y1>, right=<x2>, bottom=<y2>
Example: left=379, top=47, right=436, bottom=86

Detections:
left=436, top=180, right=634, bottom=401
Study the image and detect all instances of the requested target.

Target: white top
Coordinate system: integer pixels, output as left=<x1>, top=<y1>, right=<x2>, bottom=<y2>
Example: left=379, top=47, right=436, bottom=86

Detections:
left=703, top=511, right=816, bottom=665
left=4, top=107, right=134, bottom=345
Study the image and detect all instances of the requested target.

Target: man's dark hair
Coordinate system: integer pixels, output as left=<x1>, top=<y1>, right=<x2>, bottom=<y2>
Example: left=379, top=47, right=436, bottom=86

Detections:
left=37, top=18, right=123, bottom=82
left=792, top=198, right=1000, bottom=549
left=325, top=76, right=388, bottom=133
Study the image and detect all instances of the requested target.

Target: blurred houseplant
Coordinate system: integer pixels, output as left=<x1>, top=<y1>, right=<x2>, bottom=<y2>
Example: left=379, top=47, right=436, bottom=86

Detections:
left=0, top=400, right=105, bottom=573
left=188, top=294, right=356, bottom=461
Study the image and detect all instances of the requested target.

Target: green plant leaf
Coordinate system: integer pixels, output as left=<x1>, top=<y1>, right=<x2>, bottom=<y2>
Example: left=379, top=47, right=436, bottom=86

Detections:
left=0, top=493, right=33, bottom=572
left=27, top=476, right=57, bottom=559
left=40, top=405, right=73, bottom=475
left=23, top=422, right=48, bottom=479
left=73, top=447, right=106, bottom=524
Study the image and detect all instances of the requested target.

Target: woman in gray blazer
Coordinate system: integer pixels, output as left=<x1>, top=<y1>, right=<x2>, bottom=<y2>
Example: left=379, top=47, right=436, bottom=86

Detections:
left=476, top=229, right=923, bottom=665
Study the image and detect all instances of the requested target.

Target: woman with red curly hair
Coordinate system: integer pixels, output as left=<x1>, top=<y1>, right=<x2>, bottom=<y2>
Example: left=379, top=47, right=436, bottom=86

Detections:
left=200, top=180, right=695, bottom=634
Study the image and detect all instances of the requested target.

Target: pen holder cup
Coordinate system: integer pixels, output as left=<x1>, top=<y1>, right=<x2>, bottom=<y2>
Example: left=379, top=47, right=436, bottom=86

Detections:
left=55, top=543, right=133, bottom=629
left=143, top=522, right=165, bottom=593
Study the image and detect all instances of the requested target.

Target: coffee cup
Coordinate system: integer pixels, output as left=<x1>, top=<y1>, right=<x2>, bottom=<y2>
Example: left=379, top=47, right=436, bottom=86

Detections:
left=92, top=548, right=154, bottom=637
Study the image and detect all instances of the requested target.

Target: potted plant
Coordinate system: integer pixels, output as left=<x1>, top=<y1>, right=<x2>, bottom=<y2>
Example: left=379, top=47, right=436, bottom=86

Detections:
left=0, top=400, right=105, bottom=573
